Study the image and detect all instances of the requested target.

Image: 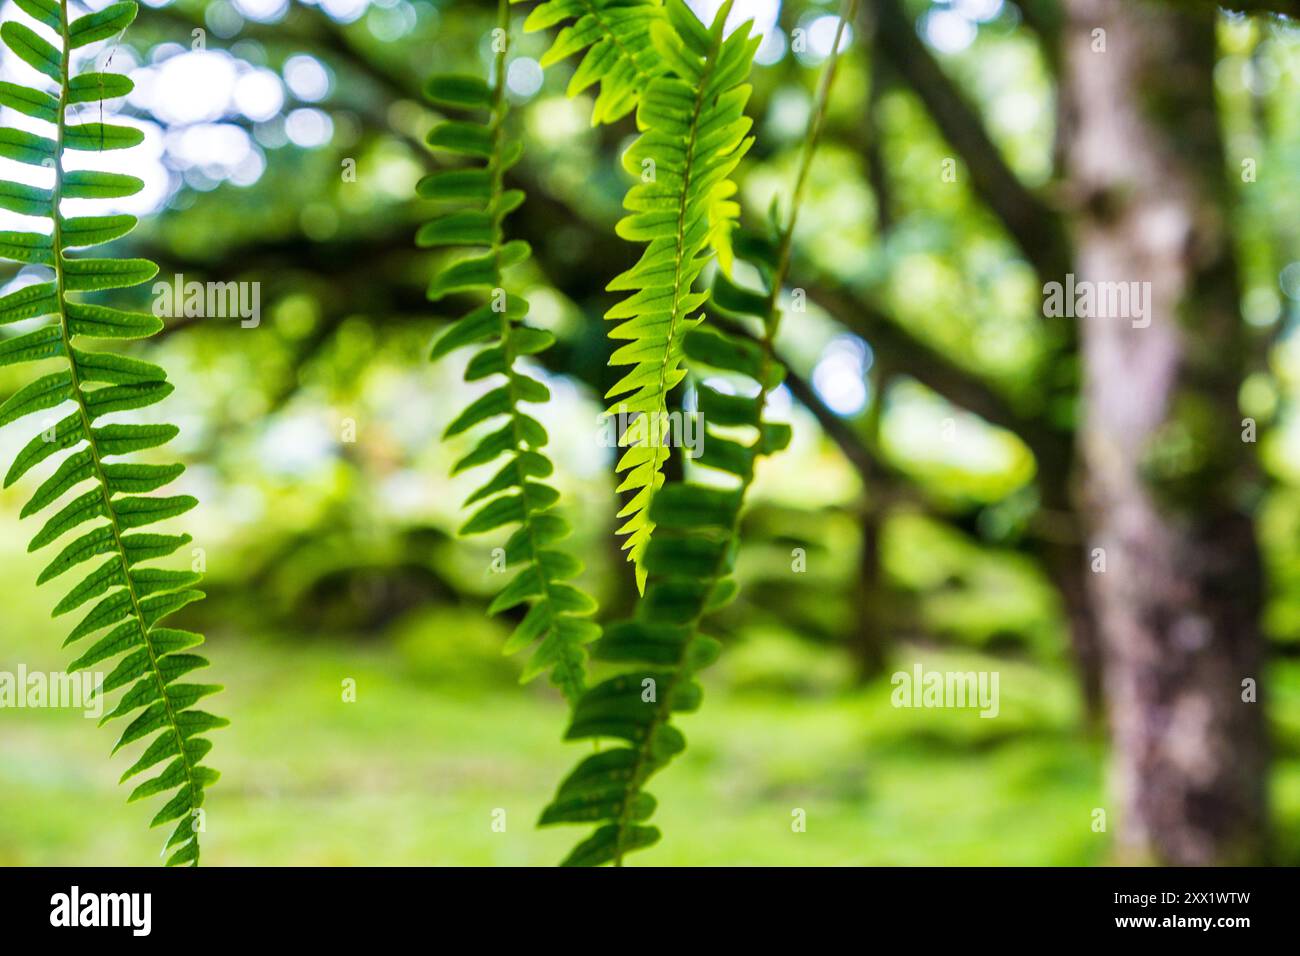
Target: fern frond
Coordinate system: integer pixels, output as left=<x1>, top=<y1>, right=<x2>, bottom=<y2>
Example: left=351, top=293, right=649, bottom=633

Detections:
left=421, top=0, right=600, bottom=704
left=0, top=0, right=223, bottom=866
left=602, top=0, right=758, bottom=592
left=540, top=0, right=858, bottom=864
left=513, top=0, right=666, bottom=125
left=539, top=258, right=791, bottom=864
left=514, top=0, right=759, bottom=590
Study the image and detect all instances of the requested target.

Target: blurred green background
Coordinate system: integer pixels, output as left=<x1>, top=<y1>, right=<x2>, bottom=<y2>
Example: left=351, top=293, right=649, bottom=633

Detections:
left=2, top=0, right=1300, bottom=864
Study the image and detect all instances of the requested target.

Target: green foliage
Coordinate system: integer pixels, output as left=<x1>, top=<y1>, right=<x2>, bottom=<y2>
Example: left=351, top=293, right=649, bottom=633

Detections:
left=517, top=0, right=759, bottom=589
left=515, top=0, right=666, bottom=125
left=535, top=0, right=855, bottom=863
left=421, top=3, right=601, bottom=704
left=539, top=226, right=792, bottom=864
left=599, top=0, right=758, bottom=590
left=0, top=0, right=222, bottom=866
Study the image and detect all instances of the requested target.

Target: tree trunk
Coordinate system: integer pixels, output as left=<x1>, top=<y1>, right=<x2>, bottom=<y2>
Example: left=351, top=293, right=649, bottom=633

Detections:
left=1058, top=0, right=1268, bottom=864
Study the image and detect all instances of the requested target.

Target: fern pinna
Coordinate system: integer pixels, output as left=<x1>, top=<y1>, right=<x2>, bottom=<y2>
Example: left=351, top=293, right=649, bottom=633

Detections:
left=514, top=0, right=665, bottom=126
left=538, top=3, right=856, bottom=866
left=421, top=0, right=600, bottom=703
left=0, top=0, right=223, bottom=865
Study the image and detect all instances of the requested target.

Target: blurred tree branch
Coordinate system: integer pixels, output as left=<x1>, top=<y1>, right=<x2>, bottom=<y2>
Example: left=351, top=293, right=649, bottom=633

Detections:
left=136, top=0, right=1103, bottom=711
left=869, top=0, right=1071, bottom=284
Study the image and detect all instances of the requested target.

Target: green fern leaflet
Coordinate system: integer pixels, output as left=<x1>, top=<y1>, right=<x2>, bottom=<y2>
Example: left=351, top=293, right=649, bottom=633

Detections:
left=0, top=0, right=223, bottom=866
left=421, top=0, right=601, bottom=704
left=514, top=0, right=666, bottom=125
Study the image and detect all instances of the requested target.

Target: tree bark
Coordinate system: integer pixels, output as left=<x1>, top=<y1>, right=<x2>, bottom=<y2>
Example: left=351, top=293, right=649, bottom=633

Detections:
left=1059, top=0, right=1268, bottom=863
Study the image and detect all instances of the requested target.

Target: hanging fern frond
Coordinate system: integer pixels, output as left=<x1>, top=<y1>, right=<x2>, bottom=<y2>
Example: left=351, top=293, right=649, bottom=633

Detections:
left=422, top=0, right=601, bottom=704
left=538, top=256, right=791, bottom=865
left=539, top=0, right=858, bottom=865
left=513, top=0, right=665, bottom=125
left=0, top=0, right=223, bottom=866
left=602, top=0, right=759, bottom=592
left=511, top=0, right=759, bottom=590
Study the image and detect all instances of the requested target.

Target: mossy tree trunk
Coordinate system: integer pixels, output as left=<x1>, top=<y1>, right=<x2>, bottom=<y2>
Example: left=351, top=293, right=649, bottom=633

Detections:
left=1058, top=0, right=1268, bottom=864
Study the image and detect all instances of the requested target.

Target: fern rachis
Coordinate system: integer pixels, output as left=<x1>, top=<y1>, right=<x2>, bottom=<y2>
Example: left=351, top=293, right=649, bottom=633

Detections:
left=0, top=0, right=224, bottom=865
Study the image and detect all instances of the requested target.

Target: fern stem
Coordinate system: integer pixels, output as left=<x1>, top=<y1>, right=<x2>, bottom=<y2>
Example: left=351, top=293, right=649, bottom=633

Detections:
left=657, top=21, right=723, bottom=430
left=765, top=0, right=858, bottom=348
left=49, top=0, right=201, bottom=858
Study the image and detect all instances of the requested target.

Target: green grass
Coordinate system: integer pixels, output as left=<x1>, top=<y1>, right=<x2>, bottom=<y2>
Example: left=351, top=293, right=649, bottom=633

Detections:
left=1, top=515, right=1296, bottom=866
left=1, top=595, right=1109, bottom=865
